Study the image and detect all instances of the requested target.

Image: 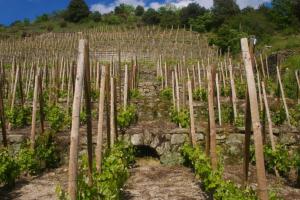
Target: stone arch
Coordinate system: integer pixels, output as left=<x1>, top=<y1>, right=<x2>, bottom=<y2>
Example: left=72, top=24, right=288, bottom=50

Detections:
left=134, top=145, right=160, bottom=159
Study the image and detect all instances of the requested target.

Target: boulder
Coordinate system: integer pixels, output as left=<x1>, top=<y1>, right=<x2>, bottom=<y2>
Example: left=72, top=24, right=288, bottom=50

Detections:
left=131, top=134, right=143, bottom=146
left=171, top=134, right=186, bottom=145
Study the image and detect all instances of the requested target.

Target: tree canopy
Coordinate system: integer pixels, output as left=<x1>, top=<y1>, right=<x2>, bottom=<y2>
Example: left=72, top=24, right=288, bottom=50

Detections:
left=64, top=0, right=90, bottom=22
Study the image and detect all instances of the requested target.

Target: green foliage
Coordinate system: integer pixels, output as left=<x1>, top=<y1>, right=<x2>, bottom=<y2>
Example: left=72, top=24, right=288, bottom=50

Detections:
left=179, top=3, right=207, bottom=26
left=212, top=0, right=240, bottom=28
left=181, top=144, right=257, bottom=199
left=158, top=7, right=180, bottom=27
left=160, top=87, right=172, bottom=101
left=129, top=89, right=141, bottom=99
left=170, top=108, right=190, bottom=128
left=271, top=106, right=286, bottom=125
left=235, top=79, right=246, bottom=99
left=17, top=132, right=60, bottom=175
left=7, top=106, right=31, bottom=128
left=263, top=144, right=291, bottom=176
left=221, top=104, right=234, bottom=124
left=142, top=8, right=160, bottom=25
left=189, top=12, right=214, bottom=33
left=290, top=104, right=300, bottom=127
left=135, top=5, right=144, bottom=16
left=210, top=24, right=248, bottom=54
left=57, top=141, right=135, bottom=200
left=193, top=87, right=207, bottom=101
left=90, top=11, right=102, bottom=22
left=102, top=14, right=123, bottom=25
left=221, top=84, right=231, bottom=97
left=65, top=0, right=90, bottom=23
left=46, top=105, right=66, bottom=132
left=0, top=148, right=20, bottom=187
left=271, top=0, right=299, bottom=29
left=117, top=105, right=137, bottom=129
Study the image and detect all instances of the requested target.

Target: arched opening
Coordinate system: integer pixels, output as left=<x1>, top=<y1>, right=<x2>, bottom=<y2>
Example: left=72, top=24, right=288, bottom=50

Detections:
left=134, top=145, right=160, bottom=159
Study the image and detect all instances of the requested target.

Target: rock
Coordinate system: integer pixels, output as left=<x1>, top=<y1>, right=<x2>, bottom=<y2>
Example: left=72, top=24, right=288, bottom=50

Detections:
left=273, top=128, right=280, bottom=135
left=150, top=136, right=160, bottom=148
left=279, top=133, right=297, bottom=145
left=8, top=134, right=25, bottom=144
left=143, top=130, right=152, bottom=145
left=171, top=134, right=186, bottom=145
left=225, top=134, right=244, bottom=145
left=131, top=134, right=143, bottom=145
left=216, top=134, right=226, bottom=140
left=165, top=134, right=171, bottom=140
left=160, top=152, right=184, bottom=166
left=196, top=133, right=204, bottom=141
left=169, top=128, right=189, bottom=134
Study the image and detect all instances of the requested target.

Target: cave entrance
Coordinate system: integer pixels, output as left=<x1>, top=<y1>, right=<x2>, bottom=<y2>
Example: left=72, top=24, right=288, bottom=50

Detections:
left=134, top=145, right=160, bottom=159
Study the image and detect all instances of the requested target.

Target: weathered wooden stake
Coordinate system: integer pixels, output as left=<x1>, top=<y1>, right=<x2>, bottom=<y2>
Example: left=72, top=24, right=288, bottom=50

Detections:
left=68, top=40, right=87, bottom=200
left=241, top=38, right=268, bottom=200
left=216, top=73, right=222, bottom=126
left=207, top=65, right=217, bottom=170
left=187, top=79, right=196, bottom=147
left=30, top=68, right=40, bottom=150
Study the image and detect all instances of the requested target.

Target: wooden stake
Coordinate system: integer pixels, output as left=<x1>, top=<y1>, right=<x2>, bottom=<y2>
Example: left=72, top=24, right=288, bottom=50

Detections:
left=187, top=79, right=196, bottom=147
left=207, top=65, right=217, bottom=170
left=241, top=38, right=268, bottom=200
left=276, top=66, right=290, bottom=126
left=30, top=68, right=40, bottom=150
left=124, top=65, right=128, bottom=109
left=96, top=65, right=107, bottom=171
left=228, top=61, right=237, bottom=122
left=216, top=73, right=222, bottom=126
left=110, top=76, right=116, bottom=147
left=68, top=39, right=87, bottom=200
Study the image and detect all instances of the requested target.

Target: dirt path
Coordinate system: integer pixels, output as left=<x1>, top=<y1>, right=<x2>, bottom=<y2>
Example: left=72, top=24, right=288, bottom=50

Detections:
left=122, top=158, right=207, bottom=200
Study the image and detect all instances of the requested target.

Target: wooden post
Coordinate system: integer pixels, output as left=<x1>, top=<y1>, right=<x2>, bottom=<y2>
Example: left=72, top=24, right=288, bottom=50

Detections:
left=68, top=40, right=87, bottom=200
left=124, top=65, right=128, bottom=109
left=216, top=73, right=222, bottom=126
left=30, top=68, right=40, bottom=150
left=96, top=65, right=107, bottom=171
left=38, top=69, right=45, bottom=134
left=241, top=38, right=268, bottom=200
left=207, top=65, right=217, bottom=170
left=172, top=71, right=176, bottom=108
left=83, top=42, right=93, bottom=186
left=110, top=76, right=116, bottom=147
left=187, top=79, right=196, bottom=147
left=296, top=70, right=300, bottom=104
left=175, top=66, right=180, bottom=112
left=228, top=61, right=237, bottom=122
left=243, top=90, right=251, bottom=186
left=276, top=66, right=290, bottom=126
left=0, top=65, right=7, bottom=146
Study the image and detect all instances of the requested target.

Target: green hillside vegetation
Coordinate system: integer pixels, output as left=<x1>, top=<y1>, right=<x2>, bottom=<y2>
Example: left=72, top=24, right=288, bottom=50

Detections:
left=1, top=0, right=300, bottom=55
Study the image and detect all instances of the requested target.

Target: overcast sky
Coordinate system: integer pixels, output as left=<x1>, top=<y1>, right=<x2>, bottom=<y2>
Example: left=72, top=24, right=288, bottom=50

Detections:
left=0, top=0, right=270, bottom=25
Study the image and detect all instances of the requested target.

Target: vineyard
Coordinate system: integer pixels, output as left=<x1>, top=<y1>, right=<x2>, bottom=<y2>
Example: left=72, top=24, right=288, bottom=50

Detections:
left=0, top=26, right=300, bottom=200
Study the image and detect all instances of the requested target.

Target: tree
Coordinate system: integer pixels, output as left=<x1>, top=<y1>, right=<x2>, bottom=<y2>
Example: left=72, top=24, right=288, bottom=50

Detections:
left=90, top=11, right=102, bottom=22
left=114, top=4, right=135, bottom=19
left=293, top=0, right=300, bottom=21
left=35, top=14, right=49, bottom=23
left=180, top=3, right=207, bottom=26
left=189, top=12, right=214, bottom=32
left=212, top=0, right=240, bottom=28
left=135, top=5, right=144, bottom=16
left=142, top=8, right=160, bottom=25
left=158, top=7, right=180, bottom=27
left=271, top=0, right=299, bottom=29
left=65, top=0, right=90, bottom=23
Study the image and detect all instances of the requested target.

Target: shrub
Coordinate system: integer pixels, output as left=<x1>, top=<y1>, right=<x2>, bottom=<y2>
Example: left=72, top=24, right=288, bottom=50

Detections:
left=117, top=105, right=137, bottom=129
left=57, top=141, right=135, bottom=200
left=17, top=132, right=60, bottom=175
left=46, top=105, right=66, bottom=132
left=7, top=106, right=31, bottom=128
left=160, top=87, right=172, bottom=101
left=0, top=148, right=20, bottom=187
left=170, top=108, right=190, bottom=128
left=221, top=104, right=234, bottom=124
left=193, top=87, right=207, bottom=101
left=290, top=104, right=300, bottom=127
left=221, top=84, right=231, bottom=97
left=181, top=144, right=257, bottom=199
left=129, top=89, right=141, bottom=99
left=271, top=106, right=286, bottom=125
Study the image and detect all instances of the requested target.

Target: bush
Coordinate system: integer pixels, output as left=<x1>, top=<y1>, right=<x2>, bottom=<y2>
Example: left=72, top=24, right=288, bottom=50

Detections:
left=193, top=87, right=207, bottom=101
left=221, top=84, right=231, bottom=97
left=221, top=104, right=234, bottom=124
left=117, top=105, right=137, bottom=129
left=181, top=144, right=257, bottom=199
left=0, top=148, right=20, bottom=187
left=170, top=108, right=190, bottom=128
left=57, top=141, right=135, bottom=200
left=235, top=79, right=246, bottom=99
left=160, top=87, right=172, bottom=101
left=46, top=105, right=66, bottom=132
left=271, top=106, right=286, bottom=125
left=7, top=106, right=31, bottom=128
left=17, top=132, right=60, bottom=175
left=129, top=89, right=141, bottom=99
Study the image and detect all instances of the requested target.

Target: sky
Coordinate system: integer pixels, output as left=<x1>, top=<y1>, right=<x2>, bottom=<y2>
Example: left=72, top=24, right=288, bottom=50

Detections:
left=0, top=0, right=271, bottom=26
